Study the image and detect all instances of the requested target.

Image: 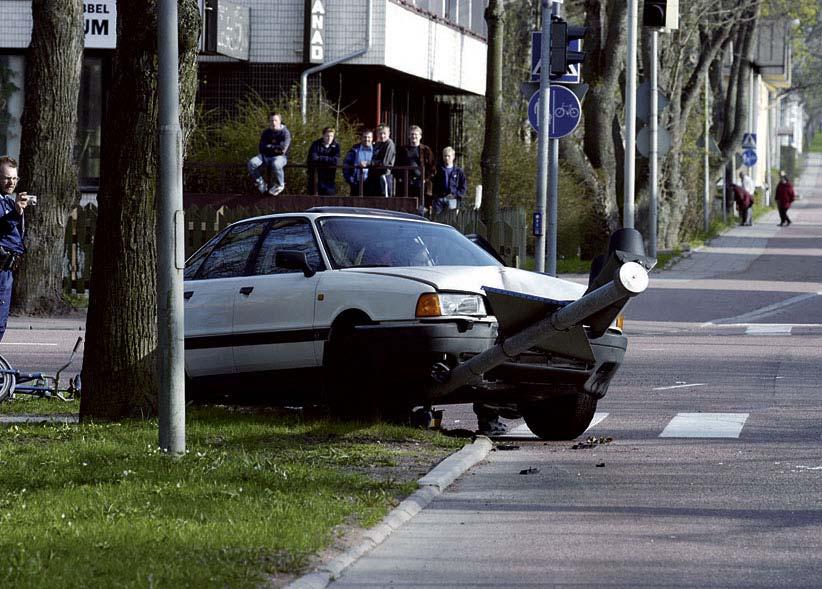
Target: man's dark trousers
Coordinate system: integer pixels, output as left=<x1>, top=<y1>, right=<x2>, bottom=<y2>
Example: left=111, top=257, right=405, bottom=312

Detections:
left=0, top=270, right=12, bottom=341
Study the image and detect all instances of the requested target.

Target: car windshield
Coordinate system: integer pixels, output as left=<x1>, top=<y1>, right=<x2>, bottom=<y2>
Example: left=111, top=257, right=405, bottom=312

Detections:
left=317, top=217, right=502, bottom=269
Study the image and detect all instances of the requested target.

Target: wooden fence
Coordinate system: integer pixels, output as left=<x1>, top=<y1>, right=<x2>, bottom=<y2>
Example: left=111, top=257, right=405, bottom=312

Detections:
left=64, top=203, right=528, bottom=296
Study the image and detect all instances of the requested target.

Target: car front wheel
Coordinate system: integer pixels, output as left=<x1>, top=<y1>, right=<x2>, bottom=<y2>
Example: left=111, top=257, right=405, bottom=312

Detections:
left=519, top=389, right=598, bottom=440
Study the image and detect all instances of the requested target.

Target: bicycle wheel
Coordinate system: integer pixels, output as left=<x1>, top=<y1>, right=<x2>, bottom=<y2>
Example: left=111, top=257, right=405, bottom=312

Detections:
left=0, top=354, right=16, bottom=402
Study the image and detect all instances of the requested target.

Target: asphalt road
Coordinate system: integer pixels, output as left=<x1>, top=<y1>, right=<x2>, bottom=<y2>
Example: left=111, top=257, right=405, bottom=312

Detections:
left=328, top=159, right=822, bottom=588
left=5, top=158, right=822, bottom=587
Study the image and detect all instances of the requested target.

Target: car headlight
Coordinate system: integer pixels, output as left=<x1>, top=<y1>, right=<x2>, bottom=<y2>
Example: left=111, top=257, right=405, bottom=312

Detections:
left=416, top=293, right=487, bottom=317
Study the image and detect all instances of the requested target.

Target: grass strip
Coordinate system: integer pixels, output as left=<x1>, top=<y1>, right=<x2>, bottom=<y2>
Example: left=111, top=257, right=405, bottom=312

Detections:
left=0, top=406, right=464, bottom=588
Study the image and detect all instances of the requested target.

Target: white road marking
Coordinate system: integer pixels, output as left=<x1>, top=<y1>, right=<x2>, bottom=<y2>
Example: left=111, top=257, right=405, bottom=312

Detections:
left=745, top=324, right=792, bottom=335
left=498, top=412, right=609, bottom=439
left=707, top=292, right=822, bottom=326
left=0, top=342, right=58, bottom=346
left=659, top=413, right=749, bottom=438
left=652, top=383, right=707, bottom=391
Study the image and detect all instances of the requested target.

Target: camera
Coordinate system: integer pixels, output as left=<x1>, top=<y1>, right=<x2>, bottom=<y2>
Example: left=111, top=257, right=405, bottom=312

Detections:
left=27, top=194, right=37, bottom=205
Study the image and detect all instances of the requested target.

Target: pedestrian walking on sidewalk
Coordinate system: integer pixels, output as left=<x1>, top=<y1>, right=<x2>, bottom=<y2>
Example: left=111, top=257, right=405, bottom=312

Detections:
left=775, top=171, right=796, bottom=227
left=731, top=183, right=753, bottom=226
left=0, top=155, right=30, bottom=341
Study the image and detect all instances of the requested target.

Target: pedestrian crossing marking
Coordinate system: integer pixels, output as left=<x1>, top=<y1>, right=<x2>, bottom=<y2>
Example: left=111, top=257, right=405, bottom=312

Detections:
left=659, top=413, right=748, bottom=438
left=492, top=412, right=752, bottom=440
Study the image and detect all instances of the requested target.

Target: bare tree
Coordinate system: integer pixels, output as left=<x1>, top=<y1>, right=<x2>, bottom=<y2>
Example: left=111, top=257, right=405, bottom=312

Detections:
left=13, top=0, right=83, bottom=314
left=80, top=0, right=200, bottom=420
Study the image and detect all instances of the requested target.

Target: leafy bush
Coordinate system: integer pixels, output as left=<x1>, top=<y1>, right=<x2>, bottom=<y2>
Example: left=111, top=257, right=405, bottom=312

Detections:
left=186, top=87, right=361, bottom=195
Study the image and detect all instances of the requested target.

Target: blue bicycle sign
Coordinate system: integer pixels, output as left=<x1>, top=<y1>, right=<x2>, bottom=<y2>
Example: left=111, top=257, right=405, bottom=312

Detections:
left=528, top=85, right=582, bottom=138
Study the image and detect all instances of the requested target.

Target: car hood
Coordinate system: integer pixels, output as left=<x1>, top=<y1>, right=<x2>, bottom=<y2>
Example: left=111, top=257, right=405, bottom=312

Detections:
left=346, top=266, right=586, bottom=301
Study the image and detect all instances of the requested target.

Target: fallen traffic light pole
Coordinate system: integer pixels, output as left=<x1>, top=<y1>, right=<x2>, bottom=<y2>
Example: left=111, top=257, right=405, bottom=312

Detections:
left=427, top=259, right=650, bottom=399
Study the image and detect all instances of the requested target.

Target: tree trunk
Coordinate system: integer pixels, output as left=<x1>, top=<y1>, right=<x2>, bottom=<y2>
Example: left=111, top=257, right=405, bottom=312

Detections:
left=579, top=0, right=627, bottom=253
left=12, top=0, right=83, bottom=315
left=480, top=0, right=504, bottom=249
left=80, top=0, right=200, bottom=421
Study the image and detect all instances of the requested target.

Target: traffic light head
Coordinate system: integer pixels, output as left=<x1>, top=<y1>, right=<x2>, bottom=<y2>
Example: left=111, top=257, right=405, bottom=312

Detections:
left=643, top=0, right=668, bottom=28
left=549, top=18, right=587, bottom=80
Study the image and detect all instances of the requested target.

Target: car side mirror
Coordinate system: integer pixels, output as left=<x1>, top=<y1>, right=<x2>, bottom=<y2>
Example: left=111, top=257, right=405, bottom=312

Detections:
left=275, top=250, right=316, bottom=277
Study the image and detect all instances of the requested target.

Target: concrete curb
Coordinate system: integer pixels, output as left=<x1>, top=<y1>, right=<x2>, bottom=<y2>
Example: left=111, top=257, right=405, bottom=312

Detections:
left=284, top=435, right=494, bottom=589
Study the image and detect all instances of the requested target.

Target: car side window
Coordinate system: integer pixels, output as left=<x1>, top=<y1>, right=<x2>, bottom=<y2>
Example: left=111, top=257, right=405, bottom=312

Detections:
left=251, top=218, right=324, bottom=275
left=196, top=221, right=267, bottom=279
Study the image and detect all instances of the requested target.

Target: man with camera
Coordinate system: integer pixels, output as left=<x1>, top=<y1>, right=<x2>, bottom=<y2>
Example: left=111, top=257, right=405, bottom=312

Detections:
left=0, top=155, right=30, bottom=341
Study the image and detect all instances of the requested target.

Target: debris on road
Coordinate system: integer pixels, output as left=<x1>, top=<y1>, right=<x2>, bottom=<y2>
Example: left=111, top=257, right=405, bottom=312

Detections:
left=572, top=436, right=614, bottom=450
left=519, top=467, right=540, bottom=475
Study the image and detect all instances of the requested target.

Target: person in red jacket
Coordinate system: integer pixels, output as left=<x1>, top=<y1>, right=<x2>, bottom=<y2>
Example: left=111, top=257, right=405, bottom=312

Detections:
left=775, top=171, right=796, bottom=226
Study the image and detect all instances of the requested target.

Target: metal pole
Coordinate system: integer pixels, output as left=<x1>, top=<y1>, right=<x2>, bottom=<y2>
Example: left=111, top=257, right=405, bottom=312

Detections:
left=546, top=1, right=560, bottom=276
left=703, top=69, right=710, bottom=232
left=547, top=138, right=559, bottom=275
left=623, top=0, right=638, bottom=228
left=157, top=0, right=185, bottom=455
left=765, top=85, right=771, bottom=207
left=648, top=30, right=658, bottom=258
left=534, top=0, right=552, bottom=273
left=748, top=68, right=754, bottom=179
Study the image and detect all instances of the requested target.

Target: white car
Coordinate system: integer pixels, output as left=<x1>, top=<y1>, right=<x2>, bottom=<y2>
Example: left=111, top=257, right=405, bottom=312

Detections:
left=184, top=207, right=640, bottom=439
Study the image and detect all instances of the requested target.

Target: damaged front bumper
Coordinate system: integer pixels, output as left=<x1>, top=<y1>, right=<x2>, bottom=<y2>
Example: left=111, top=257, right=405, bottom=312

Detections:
left=350, top=318, right=626, bottom=404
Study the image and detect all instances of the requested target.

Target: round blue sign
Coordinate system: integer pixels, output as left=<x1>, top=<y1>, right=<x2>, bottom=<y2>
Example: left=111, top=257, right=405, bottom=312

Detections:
left=742, top=149, right=758, bottom=167
left=528, top=85, right=582, bottom=138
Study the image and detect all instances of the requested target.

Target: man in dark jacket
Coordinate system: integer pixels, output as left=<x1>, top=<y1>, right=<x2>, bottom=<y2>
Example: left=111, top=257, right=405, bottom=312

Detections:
left=365, top=124, right=396, bottom=197
left=396, top=125, right=435, bottom=211
left=247, top=112, right=291, bottom=196
left=0, top=156, right=29, bottom=342
left=306, top=127, right=340, bottom=196
left=432, top=146, right=467, bottom=215
left=342, top=130, right=374, bottom=196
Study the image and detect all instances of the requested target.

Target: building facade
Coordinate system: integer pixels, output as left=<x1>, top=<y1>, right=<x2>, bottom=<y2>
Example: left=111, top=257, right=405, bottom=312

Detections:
left=198, top=0, right=487, bottom=152
left=0, top=0, right=487, bottom=194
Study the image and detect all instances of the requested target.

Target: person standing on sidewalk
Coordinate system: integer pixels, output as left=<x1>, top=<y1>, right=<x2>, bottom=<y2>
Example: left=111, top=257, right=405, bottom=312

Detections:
left=775, top=171, right=796, bottom=227
left=0, top=156, right=30, bottom=342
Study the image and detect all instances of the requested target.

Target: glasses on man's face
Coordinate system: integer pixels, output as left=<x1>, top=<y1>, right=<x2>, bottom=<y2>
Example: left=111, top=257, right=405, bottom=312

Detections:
left=2, top=177, right=18, bottom=182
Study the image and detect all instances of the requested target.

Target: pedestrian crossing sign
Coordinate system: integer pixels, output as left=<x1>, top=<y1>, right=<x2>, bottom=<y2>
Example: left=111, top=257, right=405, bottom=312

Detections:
left=742, top=133, right=756, bottom=150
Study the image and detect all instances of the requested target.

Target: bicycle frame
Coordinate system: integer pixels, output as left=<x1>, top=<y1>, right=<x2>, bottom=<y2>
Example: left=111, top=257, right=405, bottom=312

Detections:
left=0, top=337, right=83, bottom=403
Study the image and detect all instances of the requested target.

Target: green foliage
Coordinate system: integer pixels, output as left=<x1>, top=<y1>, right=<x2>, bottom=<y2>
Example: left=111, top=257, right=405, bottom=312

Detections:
left=187, top=88, right=361, bottom=194
left=0, top=407, right=463, bottom=587
left=809, top=133, right=822, bottom=153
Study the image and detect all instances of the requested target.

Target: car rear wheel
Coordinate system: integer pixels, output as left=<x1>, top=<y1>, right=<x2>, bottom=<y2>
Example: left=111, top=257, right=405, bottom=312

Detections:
left=520, top=389, right=597, bottom=440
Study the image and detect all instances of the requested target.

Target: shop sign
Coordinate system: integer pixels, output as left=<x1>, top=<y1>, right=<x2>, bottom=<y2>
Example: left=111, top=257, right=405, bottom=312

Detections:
left=84, top=1, right=117, bottom=49
left=306, top=0, right=326, bottom=63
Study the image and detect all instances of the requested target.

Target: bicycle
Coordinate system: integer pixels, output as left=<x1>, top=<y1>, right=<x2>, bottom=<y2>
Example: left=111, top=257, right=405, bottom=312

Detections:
left=0, top=337, right=83, bottom=403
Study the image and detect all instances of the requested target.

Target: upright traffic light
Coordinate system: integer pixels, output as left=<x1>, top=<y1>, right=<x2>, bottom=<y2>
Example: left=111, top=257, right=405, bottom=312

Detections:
left=643, top=0, right=668, bottom=28
left=549, top=17, right=587, bottom=80
left=549, top=18, right=568, bottom=78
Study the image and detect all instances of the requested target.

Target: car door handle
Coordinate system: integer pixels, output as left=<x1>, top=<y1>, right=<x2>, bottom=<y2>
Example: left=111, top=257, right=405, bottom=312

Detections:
left=184, top=291, right=193, bottom=300
left=239, top=286, right=254, bottom=296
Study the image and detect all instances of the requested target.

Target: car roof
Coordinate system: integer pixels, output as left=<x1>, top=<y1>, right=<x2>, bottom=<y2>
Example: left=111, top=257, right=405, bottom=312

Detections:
left=236, top=207, right=434, bottom=225
left=306, top=207, right=428, bottom=221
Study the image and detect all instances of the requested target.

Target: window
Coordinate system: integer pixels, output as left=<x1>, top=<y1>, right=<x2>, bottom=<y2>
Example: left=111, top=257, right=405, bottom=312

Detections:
left=317, top=217, right=500, bottom=269
left=77, top=57, right=104, bottom=188
left=251, top=218, right=324, bottom=275
left=196, top=221, right=267, bottom=279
